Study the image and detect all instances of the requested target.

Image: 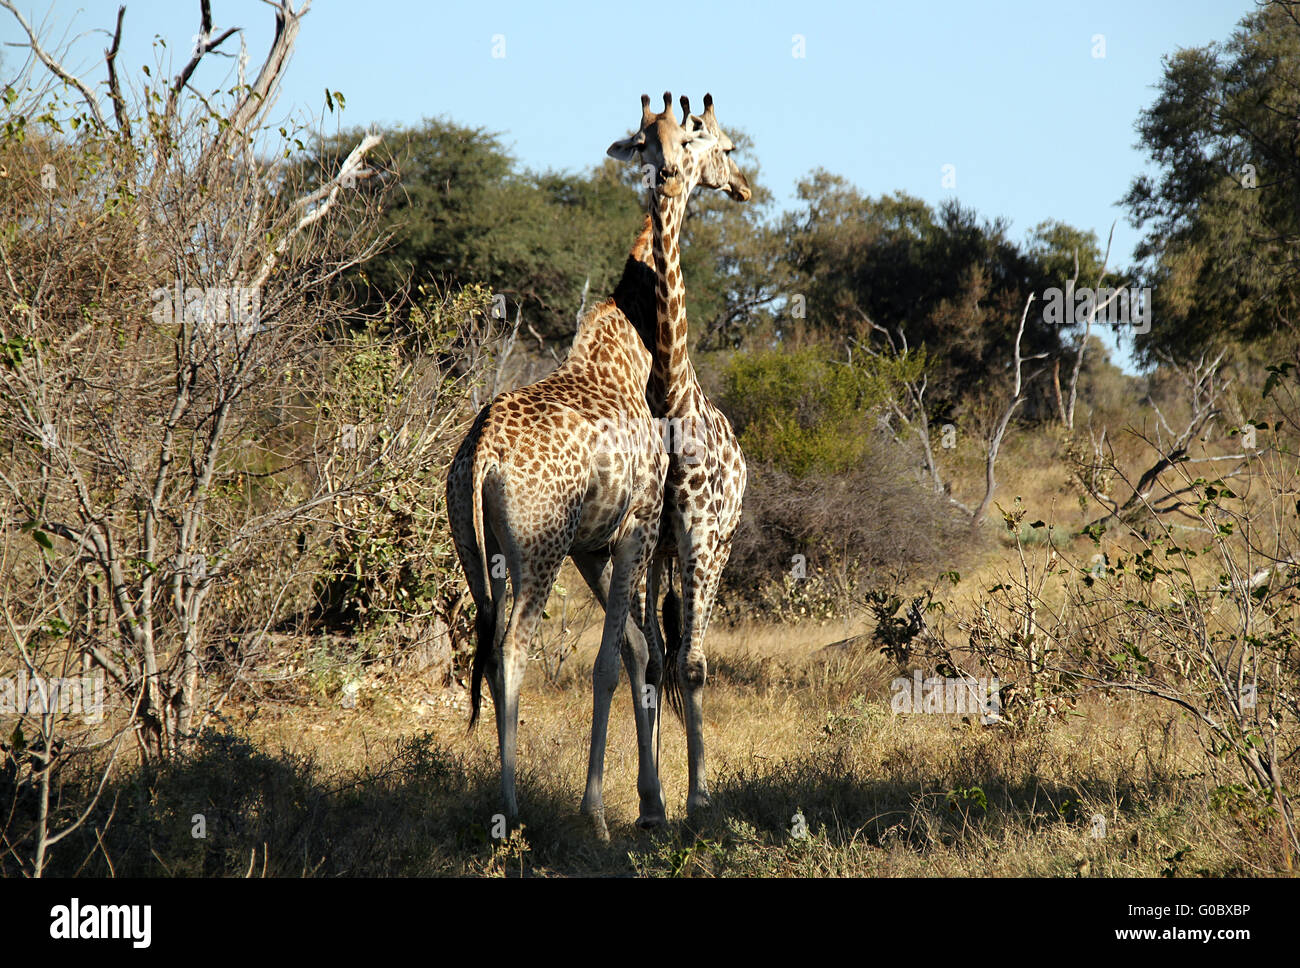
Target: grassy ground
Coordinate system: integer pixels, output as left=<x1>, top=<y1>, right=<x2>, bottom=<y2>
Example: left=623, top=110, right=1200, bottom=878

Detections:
left=11, top=426, right=1288, bottom=876
left=27, top=607, right=1274, bottom=878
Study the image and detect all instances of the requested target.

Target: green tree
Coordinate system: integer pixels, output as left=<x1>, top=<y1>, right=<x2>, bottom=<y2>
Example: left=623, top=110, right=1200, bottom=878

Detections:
left=1024, top=220, right=1108, bottom=288
left=779, top=174, right=1073, bottom=412
left=720, top=346, right=918, bottom=477
left=316, top=119, right=642, bottom=340
left=1123, top=1, right=1300, bottom=363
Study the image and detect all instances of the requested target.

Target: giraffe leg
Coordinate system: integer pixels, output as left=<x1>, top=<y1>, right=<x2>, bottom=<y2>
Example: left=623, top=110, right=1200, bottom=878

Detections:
left=571, top=550, right=658, bottom=687
left=644, top=553, right=665, bottom=790
left=676, top=534, right=725, bottom=817
left=579, top=534, right=654, bottom=839
left=481, top=555, right=508, bottom=719
left=483, top=478, right=563, bottom=830
left=684, top=534, right=735, bottom=817
left=572, top=550, right=665, bottom=828
left=619, top=598, right=665, bottom=829
left=491, top=568, right=550, bottom=831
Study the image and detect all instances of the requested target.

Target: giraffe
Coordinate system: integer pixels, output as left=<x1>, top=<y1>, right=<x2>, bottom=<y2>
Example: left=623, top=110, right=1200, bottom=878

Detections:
left=607, top=93, right=751, bottom=817
left=444, top=111, right=725, bottom=839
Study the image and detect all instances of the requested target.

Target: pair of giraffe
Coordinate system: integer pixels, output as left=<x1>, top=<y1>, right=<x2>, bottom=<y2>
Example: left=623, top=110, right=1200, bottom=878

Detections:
left=445, top=92, right=750, bottom=839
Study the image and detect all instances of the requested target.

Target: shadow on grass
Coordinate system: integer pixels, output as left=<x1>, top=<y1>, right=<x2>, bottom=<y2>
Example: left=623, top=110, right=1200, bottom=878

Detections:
left=9, top=728, right=1222, bottom=877
left=9, top=729, right=655, bottom=877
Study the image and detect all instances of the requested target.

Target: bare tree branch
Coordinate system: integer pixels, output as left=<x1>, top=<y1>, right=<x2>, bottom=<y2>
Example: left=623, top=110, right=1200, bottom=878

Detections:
left=103, top=5, right=130, bottom=138
left=249, top=130, right=381, bottom=290
left=166, top=0, right=240, bottom=118
left=1064, top=222, right=1117, bottom=429
left=1, top=0, right=108, bottom=130
left=971, top=293, right=1047, bottom=527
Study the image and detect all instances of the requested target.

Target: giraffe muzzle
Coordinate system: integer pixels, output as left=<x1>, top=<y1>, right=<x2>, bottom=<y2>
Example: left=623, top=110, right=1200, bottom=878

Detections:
left=657, top=166, right=684, bottom=197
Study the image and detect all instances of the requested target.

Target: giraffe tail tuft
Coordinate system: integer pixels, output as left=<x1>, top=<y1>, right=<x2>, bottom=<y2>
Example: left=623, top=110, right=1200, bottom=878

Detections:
left=661, top=557, right=686, bottom=722
left=469, top=453, right=496, bottom=729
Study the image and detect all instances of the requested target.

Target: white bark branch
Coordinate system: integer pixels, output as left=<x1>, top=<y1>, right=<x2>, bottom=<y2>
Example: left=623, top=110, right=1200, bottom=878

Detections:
left=249, top=131, right=381, bottom=290
left=972, top=293, right=1047, bottom=527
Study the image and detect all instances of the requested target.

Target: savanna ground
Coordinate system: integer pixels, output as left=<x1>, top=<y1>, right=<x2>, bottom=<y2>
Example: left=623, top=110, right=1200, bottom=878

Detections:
left=191, top=624, right=1248, bottom=878
left=3, top=1, right=1299, bottom=879
left=14, top=439, right=1282, bottom=879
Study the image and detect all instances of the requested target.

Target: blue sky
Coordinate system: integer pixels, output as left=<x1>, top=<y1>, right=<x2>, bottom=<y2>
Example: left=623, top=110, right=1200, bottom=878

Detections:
left=3, top=1, right=1258, bottom=370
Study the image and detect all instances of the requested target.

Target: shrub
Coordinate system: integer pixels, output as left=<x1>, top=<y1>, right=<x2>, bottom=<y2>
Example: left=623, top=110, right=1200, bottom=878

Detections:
left=720, top=347, right=898, bottom=477
left=720, top=460, right=974, bottom=621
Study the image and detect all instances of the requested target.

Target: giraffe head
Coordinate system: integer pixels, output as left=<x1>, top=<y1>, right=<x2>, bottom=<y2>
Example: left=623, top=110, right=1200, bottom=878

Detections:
left=607, top=92, right=751, bottom=202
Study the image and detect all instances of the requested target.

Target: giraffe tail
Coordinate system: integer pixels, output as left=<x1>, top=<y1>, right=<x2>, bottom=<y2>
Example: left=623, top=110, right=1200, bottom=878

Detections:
left=469, top=453, right=496, bottom=729
left=661, top=557, right=686, bottom=721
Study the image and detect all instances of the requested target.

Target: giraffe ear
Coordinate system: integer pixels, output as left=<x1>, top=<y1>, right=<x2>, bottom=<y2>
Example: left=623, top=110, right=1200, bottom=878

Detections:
left=607, top=129, right=646, bottom=162
left=682, top=125, right=718, bottom=153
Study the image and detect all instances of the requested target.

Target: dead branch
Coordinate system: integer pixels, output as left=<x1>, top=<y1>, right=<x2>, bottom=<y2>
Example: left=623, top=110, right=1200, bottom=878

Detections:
left=0, top=0, right=108, bottom=130
left=166, top=0, right=241, bottom=122
left=249, top=130, right=381, bottom=290
left=201, top=0, right=309, bottom=175
left=971, top=293, right=1047, bottom=527
left=103, top=5, right=129, bottom=138
left=1063, top=222, right=1116, bottom=430
left=1083, top=351, right=1233, bottom=528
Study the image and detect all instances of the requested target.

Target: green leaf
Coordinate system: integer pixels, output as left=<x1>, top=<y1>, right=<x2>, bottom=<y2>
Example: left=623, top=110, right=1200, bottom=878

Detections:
left=1262, top=363, right=1293, bottom=400
left=43, top=617, right=70, bottom=637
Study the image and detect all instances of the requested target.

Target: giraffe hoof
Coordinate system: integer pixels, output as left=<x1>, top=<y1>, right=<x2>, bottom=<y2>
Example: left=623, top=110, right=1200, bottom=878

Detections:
left=686, top=792, right=713, bottom=818
left=637, top=790, right=667, bottom=829
left=582, top=809, right=610, bottom=842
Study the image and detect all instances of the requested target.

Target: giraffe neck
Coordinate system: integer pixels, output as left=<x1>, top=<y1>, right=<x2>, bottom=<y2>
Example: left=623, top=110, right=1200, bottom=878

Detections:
left=611, top=215, right=658, bottom=384
left=649, top=183, right=697, bottom=415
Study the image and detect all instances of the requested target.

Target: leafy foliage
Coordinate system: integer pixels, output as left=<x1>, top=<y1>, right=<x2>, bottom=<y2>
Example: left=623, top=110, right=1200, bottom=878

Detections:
left=777, top=176, right=1084, bottom=410
left=314, top=120, right=642, bottom=341
left=720, top=346, right=913, bottom=477
left=1123, top=3, right=1300, bottom=362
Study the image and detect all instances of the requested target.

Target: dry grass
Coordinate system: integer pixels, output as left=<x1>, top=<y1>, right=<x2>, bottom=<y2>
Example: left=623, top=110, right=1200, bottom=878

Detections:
left=15, top=613, right=1272, bottom=878
left=8, top=422, right=1289, bottom=877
